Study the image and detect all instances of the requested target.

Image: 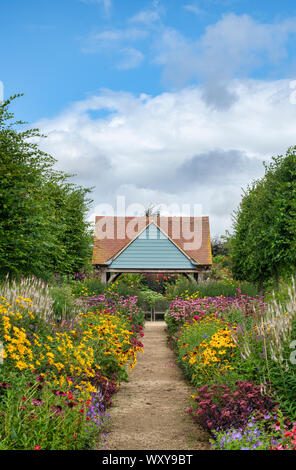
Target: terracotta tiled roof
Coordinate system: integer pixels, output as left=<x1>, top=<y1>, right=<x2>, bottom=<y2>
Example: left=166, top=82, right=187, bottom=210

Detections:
left=92, top=216, right=212, bottom=266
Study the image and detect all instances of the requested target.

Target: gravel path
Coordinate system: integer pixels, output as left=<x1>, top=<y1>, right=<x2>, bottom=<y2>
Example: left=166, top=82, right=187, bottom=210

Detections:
left=103, top=321, right=210, bottom=450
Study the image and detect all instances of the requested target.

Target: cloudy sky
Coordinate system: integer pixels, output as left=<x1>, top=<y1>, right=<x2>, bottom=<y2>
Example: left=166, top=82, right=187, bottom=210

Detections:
left=2, top=0, right=296, bottom=236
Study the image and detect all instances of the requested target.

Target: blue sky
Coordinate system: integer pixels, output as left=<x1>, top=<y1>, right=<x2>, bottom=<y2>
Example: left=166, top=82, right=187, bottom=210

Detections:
left=2, top=0, right=296, bottom=120
left=2, top=0, right=296, bottom=235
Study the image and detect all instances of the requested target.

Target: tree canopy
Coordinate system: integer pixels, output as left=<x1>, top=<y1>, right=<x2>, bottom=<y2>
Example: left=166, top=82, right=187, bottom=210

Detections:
left=230, top=146, right=296, bottom=289
left=0, top=95, right=93, bottom=280
left=211, top=236, right=229, bottom=257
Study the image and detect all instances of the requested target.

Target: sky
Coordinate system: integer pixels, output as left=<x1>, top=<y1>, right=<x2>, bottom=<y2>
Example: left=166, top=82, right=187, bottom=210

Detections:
left=2, top=0, right=296, bottom=236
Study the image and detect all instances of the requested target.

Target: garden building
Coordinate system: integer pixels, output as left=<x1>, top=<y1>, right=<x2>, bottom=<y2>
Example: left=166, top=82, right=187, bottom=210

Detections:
left=92, top=216, right=212, bottom=283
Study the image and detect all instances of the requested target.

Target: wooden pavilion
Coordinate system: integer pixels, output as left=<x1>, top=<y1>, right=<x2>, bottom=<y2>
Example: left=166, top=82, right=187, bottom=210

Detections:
left=92, top=216, right=212, bottom=283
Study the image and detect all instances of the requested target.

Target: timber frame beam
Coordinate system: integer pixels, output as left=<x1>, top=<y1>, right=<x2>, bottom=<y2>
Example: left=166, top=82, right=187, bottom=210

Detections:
left=95, top=266, right=211, bottom=284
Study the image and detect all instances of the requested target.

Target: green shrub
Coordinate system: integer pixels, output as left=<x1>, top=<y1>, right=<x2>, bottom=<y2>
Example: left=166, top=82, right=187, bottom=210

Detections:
left=117, top=273, right=145, bottom=288
left=239, top=281, right=258, bottom=297
left=106, top=281, right=140, bottom=298
left=208, top=255, right=233, bottom=281
left=138, top=289, right=165, bottom=306
left=165, top=276, right=198, bottom=299
left=165, top=276, right=257, bottom=300
left=83, top=277, right=105, bottom=295
left=198, top=280, right=257, bottom=298
left=50, top=285, right=85, bottom=321
left=0, top=377, right=98, bottom=450
left=197, top=281, right=238, bottom=298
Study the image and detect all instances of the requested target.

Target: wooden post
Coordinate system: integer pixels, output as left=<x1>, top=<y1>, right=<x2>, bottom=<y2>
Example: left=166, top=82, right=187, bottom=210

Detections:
left=108, top=273, right=120, bottom=283
left=198, top=272, right=204, bottom=282
left=100, top=268, right=107, bottom=284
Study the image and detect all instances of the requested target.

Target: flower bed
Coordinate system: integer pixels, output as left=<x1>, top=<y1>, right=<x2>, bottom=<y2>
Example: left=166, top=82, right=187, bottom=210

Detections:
left=165, top=290, right=296, bottom=450
left=0, top=289, right=143, bottom=450
left=177, top=315, right=237, bottom=386
left=168, top=293, right=266, bottom=324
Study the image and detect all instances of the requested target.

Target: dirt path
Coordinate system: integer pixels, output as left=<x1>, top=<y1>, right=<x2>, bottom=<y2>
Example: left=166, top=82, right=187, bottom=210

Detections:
left=103, top=321, right=210, bottom=450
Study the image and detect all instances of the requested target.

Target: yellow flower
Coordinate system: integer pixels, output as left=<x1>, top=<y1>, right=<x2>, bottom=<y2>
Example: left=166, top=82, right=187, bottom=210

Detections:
left=15, top=360, right=28, bottom=370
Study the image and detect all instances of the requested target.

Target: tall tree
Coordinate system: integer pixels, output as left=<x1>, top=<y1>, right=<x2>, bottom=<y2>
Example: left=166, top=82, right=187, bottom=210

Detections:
left=211, top=236, right=229, bottom=257
left=230, top=146, right=296, bottom=290
left=0, top=95, right=93, bottom=279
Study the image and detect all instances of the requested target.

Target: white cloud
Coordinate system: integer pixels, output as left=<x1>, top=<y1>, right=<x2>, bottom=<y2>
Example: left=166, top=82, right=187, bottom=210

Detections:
left=81, top=12, right=296, bottom=88
left=154, top=13, right=296, bottom=86
left=90, top=28, right=148, bottom=43
left=129, top=0, right=164, bottom=25
left=116, top=48, right=144, bottom=70
left=80, top=0, right=112, bottom=15
left=82, top=27, right=148, bottom=69
left=129, top=9, right=160, bottom=25
left=34, top=79, right=296, bottom=236
left=183, top=4, right=204, bottom=16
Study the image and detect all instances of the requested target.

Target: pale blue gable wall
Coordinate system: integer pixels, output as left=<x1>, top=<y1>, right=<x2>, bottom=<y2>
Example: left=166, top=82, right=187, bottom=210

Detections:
left=109, top=223, right=195, bottom=269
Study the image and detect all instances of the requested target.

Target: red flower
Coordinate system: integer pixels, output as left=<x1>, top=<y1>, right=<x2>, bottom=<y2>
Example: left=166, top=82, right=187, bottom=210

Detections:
left=34, top=445, right=41, bottom=450
left=0, top=382, right=11, bottom=388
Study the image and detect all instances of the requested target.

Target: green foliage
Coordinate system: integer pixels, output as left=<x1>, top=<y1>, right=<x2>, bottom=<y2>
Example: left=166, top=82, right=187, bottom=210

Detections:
left=198, top=281, right=236, bottom=298
left=50, top=285, right=86, bottom=321
left=165, top=275, right=257, bottom=299
left=0, top=95, right=93, bottom=280
left=142, top=273, right=177, bottom=293
left=0, top=377, right=97, bottom=450
left=211, top=236, right=229, bottom=257
left=230, top=146, right=296, bottom=289
left=165, top=276, right=199, bottom=299
left=81, top=277, right=105, bottom=295
left=164, top=310, right=178, bottom=337
left=198, top=280, right=258, bottom=298
left=118, top=273, right=145, bottom=289
left=209, top=255, right=233, bottom=281
left=106, top=281, right=140, bottom=298
left=138, top=289, right=166, bottom=307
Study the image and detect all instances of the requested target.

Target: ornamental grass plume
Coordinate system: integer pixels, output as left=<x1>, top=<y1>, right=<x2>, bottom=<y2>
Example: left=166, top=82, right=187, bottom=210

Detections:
left=254, top=278, right=296, bottom=364
left=0, top=276, right=53, bottom=321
